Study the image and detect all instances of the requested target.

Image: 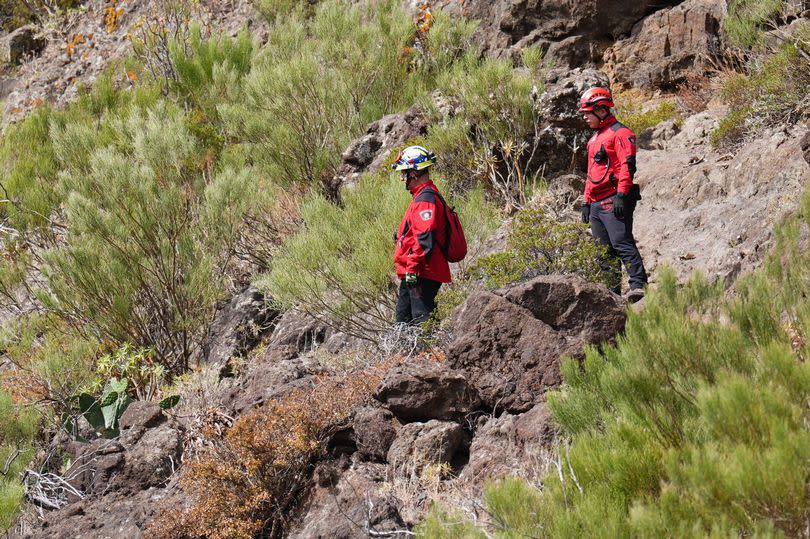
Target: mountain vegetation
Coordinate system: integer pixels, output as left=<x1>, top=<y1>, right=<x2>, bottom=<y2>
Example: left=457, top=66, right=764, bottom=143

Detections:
left=0, top=0, right=807, bottom=536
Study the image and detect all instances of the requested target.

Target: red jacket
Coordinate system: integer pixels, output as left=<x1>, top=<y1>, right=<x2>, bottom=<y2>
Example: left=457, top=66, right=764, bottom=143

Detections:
left=394, top=181, right=451, bottom=283
left=584, top=116, right=638, bottom=203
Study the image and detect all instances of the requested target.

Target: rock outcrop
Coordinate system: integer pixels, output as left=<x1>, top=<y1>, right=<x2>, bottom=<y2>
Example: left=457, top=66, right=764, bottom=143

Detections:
left=434, top=0, right=682, bottom=66
left=0, top=26, right=46, bottom=65
left=200, top=286, right=279, bottom=371
left=448, top=275, right=626, bottom=413
left=634, top=114, right=810, bottom=286
left=603, top=0, right=726, bottom=90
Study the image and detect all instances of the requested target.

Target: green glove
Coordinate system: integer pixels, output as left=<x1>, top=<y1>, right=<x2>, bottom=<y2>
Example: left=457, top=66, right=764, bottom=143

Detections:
left=405, top=273, right=418, bottom=286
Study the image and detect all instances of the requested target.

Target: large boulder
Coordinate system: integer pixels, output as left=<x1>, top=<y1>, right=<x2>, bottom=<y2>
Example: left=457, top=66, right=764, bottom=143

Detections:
left=447, top=291, right=571, bottom=413
left=374, top=360, right=480, bottom=422
left=501, top=275, right=627, bottom=343
left=603, top=0, right=726, bottom=90
left=0, top=26, right=46, bottom=65
left=447, top=275, right=626, bottom=413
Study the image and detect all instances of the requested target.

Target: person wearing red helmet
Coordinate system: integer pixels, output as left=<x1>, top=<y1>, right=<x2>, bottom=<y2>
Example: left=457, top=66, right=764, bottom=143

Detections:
left=391, top=145, right=451, bottom=325
left=578, top=87, right=647, bottom=302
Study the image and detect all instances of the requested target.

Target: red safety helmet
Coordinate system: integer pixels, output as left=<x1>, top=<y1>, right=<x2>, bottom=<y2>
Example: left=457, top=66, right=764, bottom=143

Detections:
left=578, top=87, right=614, bottom=112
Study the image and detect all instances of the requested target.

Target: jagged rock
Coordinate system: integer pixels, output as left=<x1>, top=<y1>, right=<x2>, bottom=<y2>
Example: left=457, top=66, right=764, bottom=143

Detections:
left=269, top=309, right=333, bottom=353
left=218, top=353, right=330, bottom=415
left=387, top=420, right=464, bottom=481
left=374, top=360, right=480, bottom=422
left=448, top=275, right=625, bottom=413
left=603, top=0, right=726, bottom=90
left=62, top=418, right=182, bottom=511
left=0, top=26, right=46, bottom=65
left=119, top=400, right=164, bottom=431
left=353, top=407, right=398, bottom=461
left=290, top=462, right=404, bottom=539
left=434, top=0, right=681, bottom=64
left=538, top=68, right=610, bottom=129
left=17, top=486, right=184, bottom=539
left=461, top=403, right=556, bottom=483
left=801, top=122, right=810, bottom=167
left=333, top=104, right=428, bottom=190
left=500, top=274, right=626, bottom=343
left=200, top=286, right=279, bottom=370
left=531, top=68, right=610, bottom=176
left=447, top=292, right=569, bottom=413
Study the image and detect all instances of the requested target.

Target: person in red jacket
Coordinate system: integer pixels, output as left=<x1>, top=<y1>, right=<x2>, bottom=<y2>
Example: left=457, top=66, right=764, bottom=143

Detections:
left=578, top=87, right=647, bottom=302
left=391, top=145, right=451, bottom=325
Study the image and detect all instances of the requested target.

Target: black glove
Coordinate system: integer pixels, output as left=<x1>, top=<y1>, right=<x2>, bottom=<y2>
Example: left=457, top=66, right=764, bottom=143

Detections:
left=581, top=203, right=590, bottom=224
left=613, top=192, right=625, bottom=220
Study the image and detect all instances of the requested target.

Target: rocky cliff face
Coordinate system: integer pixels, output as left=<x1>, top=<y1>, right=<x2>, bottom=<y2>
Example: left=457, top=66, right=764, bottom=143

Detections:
left=5, top=0, right=810, bottom=537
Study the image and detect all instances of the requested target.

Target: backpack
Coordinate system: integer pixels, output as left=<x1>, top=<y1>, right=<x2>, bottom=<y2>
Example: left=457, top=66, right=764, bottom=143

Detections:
left=424, top=187, right=467, bottom=262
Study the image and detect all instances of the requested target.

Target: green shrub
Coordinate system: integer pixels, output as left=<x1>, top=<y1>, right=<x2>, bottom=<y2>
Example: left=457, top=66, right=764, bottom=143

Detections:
left=712, top=39, right=810, bottom=147
left=43, top=102, right=255, bottom=372
left=261, top=173, right=498, bottom=340
left=220, top=0, right=475, bottom=196
left=725, top=0, right=785, bottom=49
left=421, top=46, right=546, bottom=210
left=617, top=100, right=681, bottom=135
left=470, top=208, right=606, bottom=289
left=420, top=187, right=810, bottom=537
left=0, top=391, right=38, bottom=531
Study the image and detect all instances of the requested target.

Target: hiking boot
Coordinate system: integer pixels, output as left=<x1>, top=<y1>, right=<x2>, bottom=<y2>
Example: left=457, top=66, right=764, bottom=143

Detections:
left=625, top=288, right=645, bottom=304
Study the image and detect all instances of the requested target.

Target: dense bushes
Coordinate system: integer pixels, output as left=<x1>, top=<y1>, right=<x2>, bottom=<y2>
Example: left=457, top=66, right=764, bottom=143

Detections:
left=713, top=1, right=809, bottom=147
left=418, top=190, right=810, bottom=538
left=420, top=47, right=546, bottom=210
left=220, top=0, right=476, bottom=196
left=146, top=365, right=390, bottom=539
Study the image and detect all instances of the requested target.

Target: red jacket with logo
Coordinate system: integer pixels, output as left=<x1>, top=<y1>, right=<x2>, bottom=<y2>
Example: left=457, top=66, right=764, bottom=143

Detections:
left=584, top=115, right=638, bottom=203
left=394, top=181, right=451, bottom=283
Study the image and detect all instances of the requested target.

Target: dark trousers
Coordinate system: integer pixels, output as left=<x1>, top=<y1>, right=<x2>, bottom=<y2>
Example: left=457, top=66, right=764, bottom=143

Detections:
left=395, top=277, right=442, bottom=325
left=589, top=197, right=648, bottom=293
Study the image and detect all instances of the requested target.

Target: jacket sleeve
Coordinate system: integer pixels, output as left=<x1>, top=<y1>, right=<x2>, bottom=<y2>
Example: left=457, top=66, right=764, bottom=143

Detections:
left=613, top=128, right=637, bottom=195
left=405, top=199, right=440, bottom=275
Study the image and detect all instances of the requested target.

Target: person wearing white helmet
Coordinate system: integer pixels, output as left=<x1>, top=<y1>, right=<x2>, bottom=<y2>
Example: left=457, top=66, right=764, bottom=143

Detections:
left=391, top=145, right=451, bottom=325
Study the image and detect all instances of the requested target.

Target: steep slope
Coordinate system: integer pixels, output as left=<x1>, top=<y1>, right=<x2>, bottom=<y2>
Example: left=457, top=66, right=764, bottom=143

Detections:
left=0, top=0, right=808, bottom=538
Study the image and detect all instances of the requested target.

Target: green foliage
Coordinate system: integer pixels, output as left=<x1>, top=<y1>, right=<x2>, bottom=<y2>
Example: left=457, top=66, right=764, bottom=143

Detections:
left=89, top=343, right=166, bottom=401
left=0, top=0, right=78, bottom=31
left=43, top=101, right=258, bottom=372
left=0, top=391, right=38, bottom=531
left=220, top=0, right=475, bottom=195
left=170, top=26, right=254, bottom=126
left=72, top=377, right=132, bottom=440
left=422, top=189, right=810, bottom=537
left=713, top=38, right=810, bottom=147
left=470, top=208, right=606, bottom=289
left=725, top=0, right=785, bottom=49
left=262, top=173, right=497, bottom=339
left=617, top=100, right=681, bottom=135
left=421, top=47, right=546, bottom=209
